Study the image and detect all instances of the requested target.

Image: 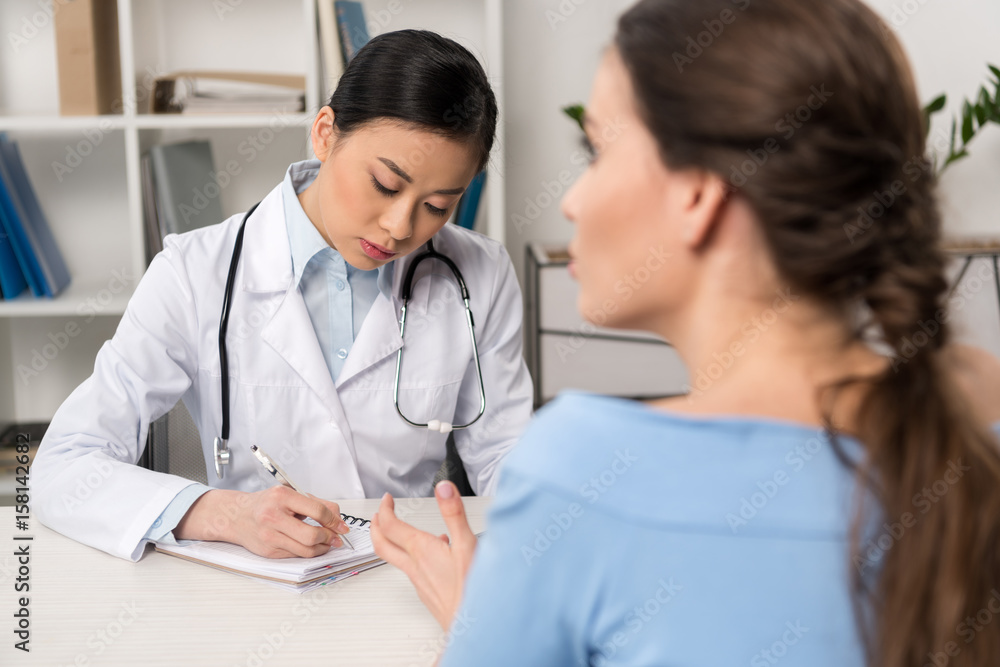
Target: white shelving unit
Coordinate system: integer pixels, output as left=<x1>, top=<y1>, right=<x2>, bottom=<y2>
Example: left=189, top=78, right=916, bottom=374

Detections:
left=0, top=0, right=506, bottom=427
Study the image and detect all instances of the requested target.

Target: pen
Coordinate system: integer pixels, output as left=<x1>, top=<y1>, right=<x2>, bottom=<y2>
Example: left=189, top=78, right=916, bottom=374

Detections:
left=250, top=444, right=355, bottom=551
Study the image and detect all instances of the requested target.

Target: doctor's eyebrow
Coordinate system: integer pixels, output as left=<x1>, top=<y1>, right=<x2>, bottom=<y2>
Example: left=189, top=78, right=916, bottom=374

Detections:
left=377, top=157, right=466, bottom=195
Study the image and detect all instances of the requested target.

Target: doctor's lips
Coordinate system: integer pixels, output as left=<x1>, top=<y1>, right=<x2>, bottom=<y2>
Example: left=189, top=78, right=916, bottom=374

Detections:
left=360, top=239, right=397, bottom=261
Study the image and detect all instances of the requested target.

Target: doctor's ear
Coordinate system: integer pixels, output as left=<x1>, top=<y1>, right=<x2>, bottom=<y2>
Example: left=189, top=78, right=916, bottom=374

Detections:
left=310, top=107, right=340, bottom=162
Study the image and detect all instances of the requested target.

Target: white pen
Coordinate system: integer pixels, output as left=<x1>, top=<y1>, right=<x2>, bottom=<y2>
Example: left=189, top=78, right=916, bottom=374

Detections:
left=250, top=444, right=355, bottom=551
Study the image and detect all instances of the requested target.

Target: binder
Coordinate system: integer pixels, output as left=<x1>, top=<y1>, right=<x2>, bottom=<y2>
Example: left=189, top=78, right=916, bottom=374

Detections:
left=0, top=137, right=71, bottom=297
left=455, top=171, right=487, bottom=231
left=317, top=0, right=346, bottom=97
left=146, top=141, right=225, bottom=238
left=0, top=220, right=28, bottom=300
left=53, top=0, right=122, bottom=116
left=335, top=1, right=371, bottom=65
left=0, top=149, right=45, bottom=297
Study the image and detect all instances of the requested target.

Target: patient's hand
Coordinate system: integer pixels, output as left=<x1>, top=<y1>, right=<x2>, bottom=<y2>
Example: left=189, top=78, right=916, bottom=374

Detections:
left=174, top=486, right=351, bottom=558
left=370, top=481, right=478, bottom=631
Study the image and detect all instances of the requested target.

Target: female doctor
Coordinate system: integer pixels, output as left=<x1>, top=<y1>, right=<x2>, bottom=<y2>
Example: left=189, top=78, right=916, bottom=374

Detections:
left=30, top=30, right=533, bottom=562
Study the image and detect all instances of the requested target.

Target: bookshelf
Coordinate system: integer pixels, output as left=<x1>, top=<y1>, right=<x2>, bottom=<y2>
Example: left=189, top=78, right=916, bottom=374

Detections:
left=0, top=0, right=507, bottom=429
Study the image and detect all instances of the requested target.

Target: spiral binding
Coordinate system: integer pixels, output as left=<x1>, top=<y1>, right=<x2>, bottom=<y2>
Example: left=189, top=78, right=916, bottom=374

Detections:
left=340, top=513, right=371, bottom=528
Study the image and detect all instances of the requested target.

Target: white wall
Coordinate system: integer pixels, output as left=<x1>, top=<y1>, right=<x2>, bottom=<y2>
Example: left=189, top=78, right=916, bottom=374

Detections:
left=503, top=0, right=1000, bottom=357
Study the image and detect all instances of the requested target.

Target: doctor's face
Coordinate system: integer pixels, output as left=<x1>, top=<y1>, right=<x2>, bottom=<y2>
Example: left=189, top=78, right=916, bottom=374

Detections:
left=303, top=111, right=480, bottom=270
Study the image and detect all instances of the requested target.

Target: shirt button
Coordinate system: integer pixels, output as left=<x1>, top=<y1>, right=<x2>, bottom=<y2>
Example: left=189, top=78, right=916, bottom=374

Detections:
left=152, top=517, right=163, bottom=529
left=337, top=348, right=348, bottom=359
left=336, top=280, right=346, bottom=291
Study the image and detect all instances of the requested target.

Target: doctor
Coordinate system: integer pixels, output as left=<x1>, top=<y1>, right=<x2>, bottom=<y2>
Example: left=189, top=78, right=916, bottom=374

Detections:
left=30, top=30, right=533, bottom=562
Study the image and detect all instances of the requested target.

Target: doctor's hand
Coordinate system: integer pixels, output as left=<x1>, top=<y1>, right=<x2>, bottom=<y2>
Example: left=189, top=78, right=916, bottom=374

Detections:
left=174, top=486, right=352, bottom=558
left=370, top=481, right=478, bottom=631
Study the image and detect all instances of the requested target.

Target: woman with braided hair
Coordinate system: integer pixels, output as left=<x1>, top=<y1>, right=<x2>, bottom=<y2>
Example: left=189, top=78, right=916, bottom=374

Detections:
left=370, top=1, right=1000, bottom=664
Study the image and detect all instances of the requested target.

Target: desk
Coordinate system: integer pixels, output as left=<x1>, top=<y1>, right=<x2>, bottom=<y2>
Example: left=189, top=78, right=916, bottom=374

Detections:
left=0, top=498, right=489, bottom=667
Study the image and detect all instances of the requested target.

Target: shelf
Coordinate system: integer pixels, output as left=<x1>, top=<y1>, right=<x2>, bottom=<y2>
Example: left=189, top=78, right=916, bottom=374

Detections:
left=0, top=112, right=315, bottom=133
left=0, top=115, right=128, bottom=133
left=0, top=278, right=134, bottom=317
left=133, top=112, right=315, bottom=130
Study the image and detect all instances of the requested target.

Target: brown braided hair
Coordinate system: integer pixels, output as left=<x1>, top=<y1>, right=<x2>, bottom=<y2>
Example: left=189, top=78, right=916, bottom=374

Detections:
left=615, top=0, right=1000, bottom=664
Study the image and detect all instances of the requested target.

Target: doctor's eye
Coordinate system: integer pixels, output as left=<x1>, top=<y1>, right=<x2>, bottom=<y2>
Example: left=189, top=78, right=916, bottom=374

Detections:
left=425, top=203, right=449, bottom=217
left=371, top=176, right=397, bottom=197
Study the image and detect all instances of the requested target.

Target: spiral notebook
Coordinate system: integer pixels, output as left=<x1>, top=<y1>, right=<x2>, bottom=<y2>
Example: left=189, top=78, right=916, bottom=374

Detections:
left=154, top=513, right=384, bottom=593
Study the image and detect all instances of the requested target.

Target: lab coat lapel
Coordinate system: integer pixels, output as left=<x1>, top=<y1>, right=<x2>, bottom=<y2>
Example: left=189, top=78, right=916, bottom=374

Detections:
left=242, top=183, right=346, bottom=423
left=261, top=288, right=343, bottom=420
left=335, top=290, right=403, bottom=388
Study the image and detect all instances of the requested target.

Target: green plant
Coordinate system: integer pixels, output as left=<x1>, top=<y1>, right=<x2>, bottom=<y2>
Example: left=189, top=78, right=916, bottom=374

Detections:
left=562, top=104, right=586, bottom=132
left=923, top=63, right=1000, bottom=174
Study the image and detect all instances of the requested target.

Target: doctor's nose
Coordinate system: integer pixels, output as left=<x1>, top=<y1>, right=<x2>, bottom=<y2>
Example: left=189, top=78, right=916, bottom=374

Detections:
left=379, top=205, right=414, bottom=241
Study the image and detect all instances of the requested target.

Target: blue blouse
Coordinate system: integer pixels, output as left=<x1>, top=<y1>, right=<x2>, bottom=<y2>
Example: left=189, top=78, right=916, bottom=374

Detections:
left=440, top=391, right=1000, bottom=666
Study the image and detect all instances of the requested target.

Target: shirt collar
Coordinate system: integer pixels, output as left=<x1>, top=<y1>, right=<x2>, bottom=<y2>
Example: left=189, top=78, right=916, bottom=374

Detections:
left=281, top=159, right=394, bottom=296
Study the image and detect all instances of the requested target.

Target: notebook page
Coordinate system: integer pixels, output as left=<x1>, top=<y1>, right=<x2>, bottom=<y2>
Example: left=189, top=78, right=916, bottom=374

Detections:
left=155, top=523, right=374, bottom=579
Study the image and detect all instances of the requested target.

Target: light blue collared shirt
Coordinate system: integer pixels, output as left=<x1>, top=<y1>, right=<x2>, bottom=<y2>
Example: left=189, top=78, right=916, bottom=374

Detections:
left=440, top=392, right=1000, bottom=665
left=144, top=159, right=394, bottom=545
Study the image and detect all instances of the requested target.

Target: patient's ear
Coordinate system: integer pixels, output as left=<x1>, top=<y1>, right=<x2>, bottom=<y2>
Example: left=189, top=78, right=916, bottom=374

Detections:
left=676, top=171, right=730, bottom=250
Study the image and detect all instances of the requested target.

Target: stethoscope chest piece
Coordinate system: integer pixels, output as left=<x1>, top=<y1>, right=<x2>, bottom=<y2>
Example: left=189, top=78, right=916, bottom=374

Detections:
left=214, top=437, right=230, bottom=479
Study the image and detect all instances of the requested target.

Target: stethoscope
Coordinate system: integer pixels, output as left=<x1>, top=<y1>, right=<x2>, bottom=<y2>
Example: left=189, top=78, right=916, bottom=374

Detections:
left=212, top=202, right=486, bottom=479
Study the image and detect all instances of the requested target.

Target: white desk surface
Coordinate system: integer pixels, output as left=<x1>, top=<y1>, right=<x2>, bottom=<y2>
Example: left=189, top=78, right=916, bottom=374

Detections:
left=0, top=497, right=490, bottom=666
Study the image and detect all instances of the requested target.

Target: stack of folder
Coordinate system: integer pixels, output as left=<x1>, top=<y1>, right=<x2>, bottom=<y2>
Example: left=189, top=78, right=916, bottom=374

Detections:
left=150, top=71, right=306, bottom=115
left=0, top=134, right=71, bottom=300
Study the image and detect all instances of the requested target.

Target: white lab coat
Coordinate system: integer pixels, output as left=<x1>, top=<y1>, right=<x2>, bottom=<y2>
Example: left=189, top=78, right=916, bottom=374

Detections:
left=30, top=180, right=534, bottom=561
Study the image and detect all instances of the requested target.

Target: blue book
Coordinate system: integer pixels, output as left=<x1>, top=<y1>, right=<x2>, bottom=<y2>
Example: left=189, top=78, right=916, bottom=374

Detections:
left=454, top=171, right=487, bottom=230
left=0, top=215, right=29, bottom=299
left=335, top=1, right=370, bottom=65
left=0, top=143, right=45, bottom=298
left=0, top=136, right=70, bottom=297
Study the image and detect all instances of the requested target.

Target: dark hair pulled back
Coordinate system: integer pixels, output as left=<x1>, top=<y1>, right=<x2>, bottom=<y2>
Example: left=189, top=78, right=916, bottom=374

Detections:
left=328, top=29, right=497, bottom=172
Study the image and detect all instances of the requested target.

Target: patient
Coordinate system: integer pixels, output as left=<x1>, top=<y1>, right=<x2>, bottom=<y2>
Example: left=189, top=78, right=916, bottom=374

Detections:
left=371, top=0, right=1000, bottom=664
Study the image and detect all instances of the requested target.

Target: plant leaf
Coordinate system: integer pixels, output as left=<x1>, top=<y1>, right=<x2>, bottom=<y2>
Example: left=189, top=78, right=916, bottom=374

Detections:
left=975, top=98, right=988, bottom=126
left=562, top=104, right=586, bottom=132
left=961, top=101, right=974, bottom=144
left=989, top=63, right=1000, bottom=83
left=924, top=94, right=947, bottom=115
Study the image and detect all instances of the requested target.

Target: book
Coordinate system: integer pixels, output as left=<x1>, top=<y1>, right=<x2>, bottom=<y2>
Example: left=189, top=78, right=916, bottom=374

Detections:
left=0, top=136, right=71, bottom=297
left=335, top=1, right=371, bottom=65
left=0, top=212, right=28, bottom=300
left=0, top=146, right=46, bottom=297
left=155, top=514, right=385, bottom=593
left=454, top=171, right=487, bottom=230
left=53, top=0, right=122, bottom=116
left=317, top=0, right=346, bottom=98
left=146, top=141, right=225, bottom=239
